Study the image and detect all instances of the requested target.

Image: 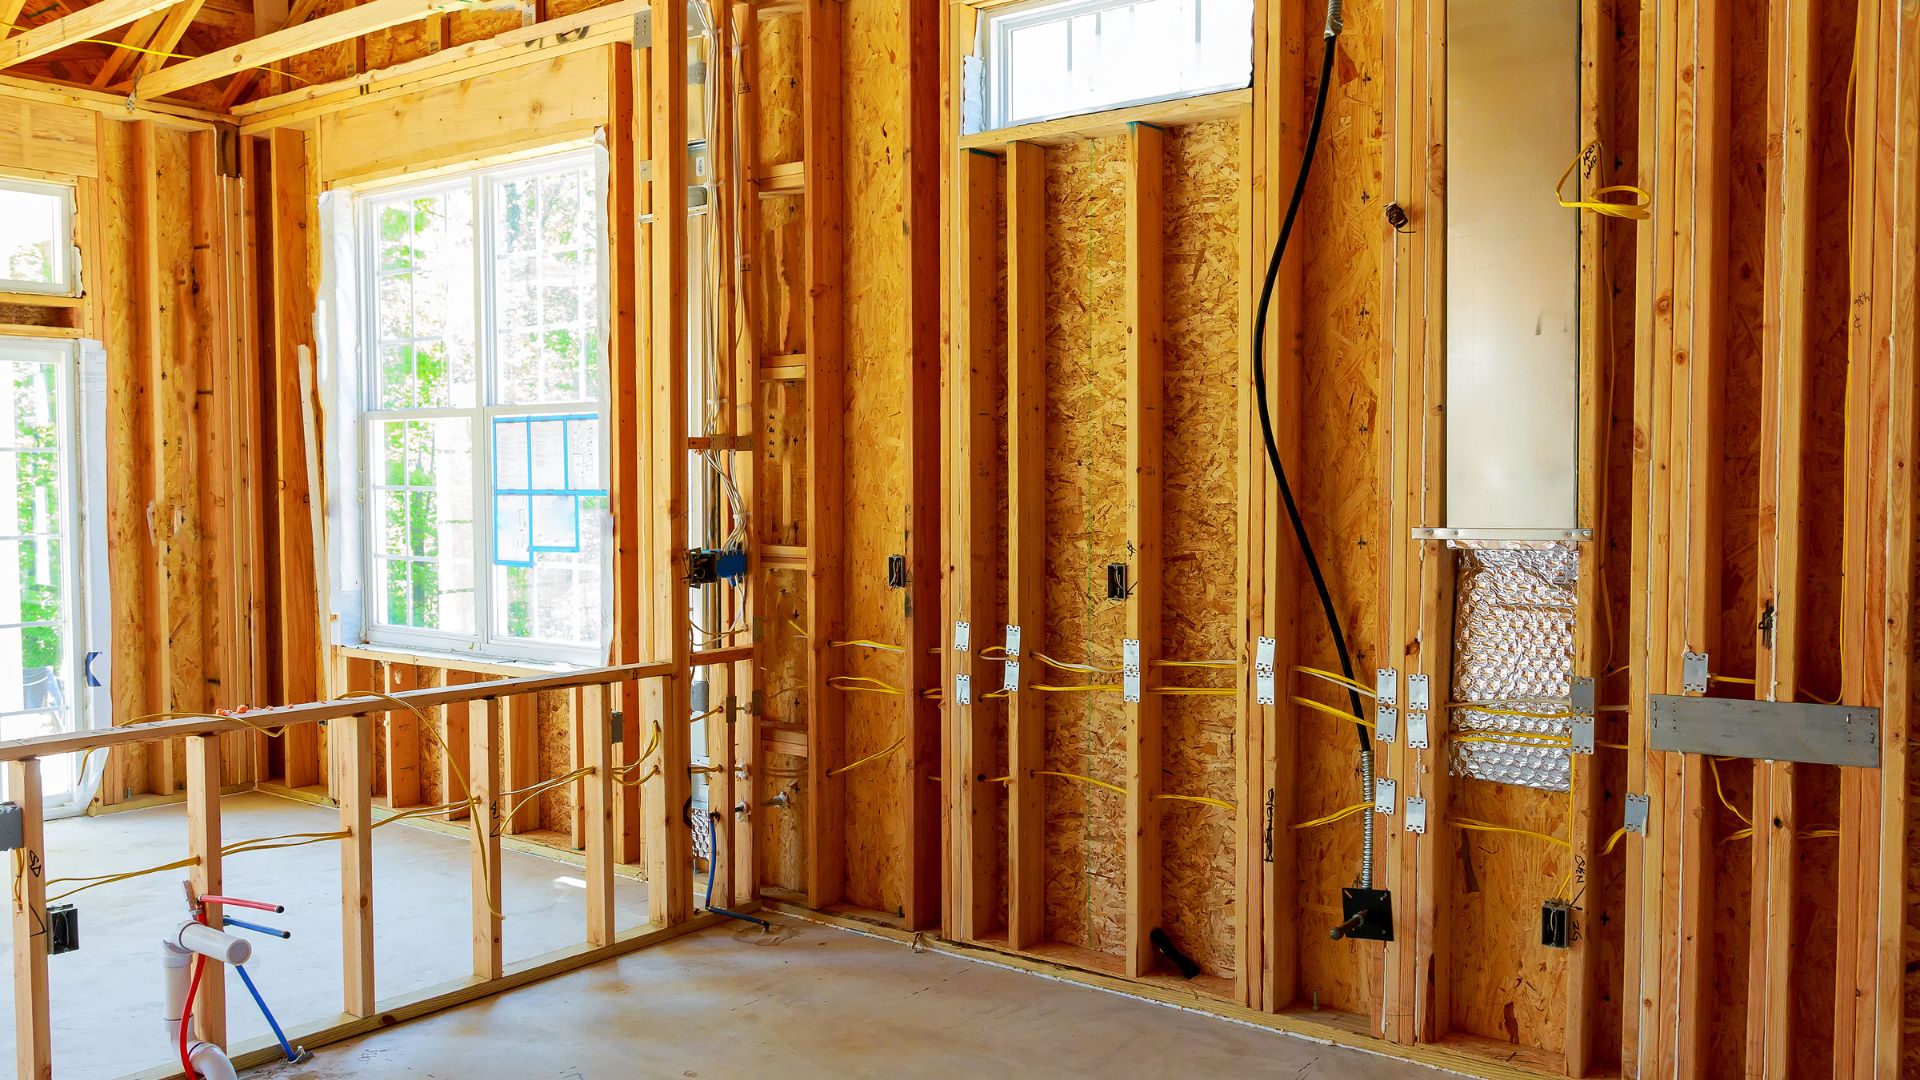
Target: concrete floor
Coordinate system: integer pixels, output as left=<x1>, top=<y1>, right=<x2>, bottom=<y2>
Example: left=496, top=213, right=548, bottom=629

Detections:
left=254, top=920, right=1439, bottom=1080
left=0, top=791, right=646, bottom=1077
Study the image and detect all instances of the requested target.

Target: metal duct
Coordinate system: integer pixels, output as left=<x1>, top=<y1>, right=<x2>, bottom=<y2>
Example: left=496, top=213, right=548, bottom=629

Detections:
left=1448, top=542, right=1578, bottom=791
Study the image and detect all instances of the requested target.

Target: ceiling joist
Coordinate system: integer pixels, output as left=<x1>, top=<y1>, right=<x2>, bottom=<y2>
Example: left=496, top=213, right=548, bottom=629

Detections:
left=133, top=0, right=521, bottom=101
left=0, top=0, right=185, bottom=69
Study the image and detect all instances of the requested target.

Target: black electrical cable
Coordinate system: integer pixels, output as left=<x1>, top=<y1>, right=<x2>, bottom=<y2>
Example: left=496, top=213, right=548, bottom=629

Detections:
left=1251, top=8, right=1369, bottom=752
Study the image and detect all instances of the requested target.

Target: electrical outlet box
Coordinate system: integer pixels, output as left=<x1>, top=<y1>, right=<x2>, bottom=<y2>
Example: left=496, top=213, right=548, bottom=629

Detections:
left=690, top=678, right=710, bottom=714
left=1541, top=900, right=1572, bottom=949
left=1337, top=888, right=1394, bottom=942
left=48, top=904, right=77, bottom=955
left=611, top=710, right=624, bottom=744
left=887, top=554, right=907, bottom=589
left=1106, top=563, right=1129, bottom=601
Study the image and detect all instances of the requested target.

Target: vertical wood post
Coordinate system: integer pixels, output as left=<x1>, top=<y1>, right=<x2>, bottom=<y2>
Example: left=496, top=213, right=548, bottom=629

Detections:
left=899, top=0, right=944, bottom=934
left=384, top=662, right=420, bottom=808
left=1005, top=138, right=1046, bottom=951
left=469, top=698, right=503, bottom=978
left=799, top=0, right=846, bottom=912
left=947, top=145, right=1000, bottom=943
left=338, top=712, right=375, bottom=1015
left=581, top=683, right=616, bottom=944
left=646, top=0, right=696, bottom=926
left=1122, top=121, right=1164, bottom=980
left=186, top=736, right=225, bottom=1045
left=609, top=41, right=646, bottom=866
left=9, top=760, right=49, bottom=1080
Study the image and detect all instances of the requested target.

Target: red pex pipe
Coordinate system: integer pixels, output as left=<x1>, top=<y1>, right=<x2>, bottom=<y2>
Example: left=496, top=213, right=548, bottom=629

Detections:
left=198, top=895, right=283, bottom=913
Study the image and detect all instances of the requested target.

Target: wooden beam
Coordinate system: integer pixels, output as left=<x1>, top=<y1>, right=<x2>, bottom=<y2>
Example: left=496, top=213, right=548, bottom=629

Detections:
left=338, top=712, right=375, bottom=1015
left=132, top=0, right=478, bottom=101
left=580, top=683, right=616, bottom=944
left=800, top=0, right=844, bottom=911
left=947, top=145, right=999, bottom=942
left=1122, top=120, right=1164, bottom=980
left=185, top=736, right=225, bottom=1047
left=1747, top=0, right=1818, bottom=1071
left=132, top=118, right=176, bottom=800
left=1004, top=137, right=1045, bottom=951
left=91, top=10, right=169, bottom=89
left=384, top=662, right=421, bottom=807
left=469, top=698, right=503, bottom=979
left=126, top=0, right=208, bottom=83
left=7, top=760, right=47, bottom=1080
left=0, top=0, right=183, bottom=70
left=502, top=694, right=540, bottom=833
left=643, top=0, right=694, bottom=925
left=1870, top=5, right=1920, bottom=1073
left=607, top=42, right=644, bottom=866
left=218, top=0, right=314, bottom=107
left=898, top=0, right=942, bottom=935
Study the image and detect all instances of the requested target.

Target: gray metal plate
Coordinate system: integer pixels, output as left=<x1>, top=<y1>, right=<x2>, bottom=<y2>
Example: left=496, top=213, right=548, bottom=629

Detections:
left=1647, top=695, right=1880, bottom=768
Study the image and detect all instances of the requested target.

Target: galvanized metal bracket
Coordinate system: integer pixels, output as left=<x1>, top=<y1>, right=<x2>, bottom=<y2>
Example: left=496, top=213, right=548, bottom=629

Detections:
left=954, top=674, right=972, bottom=706
left=1624, top=792, right=1650, bottom=835
left=953, top=620, right=971, bottom=655
left=1122, top=639, right=1142, bottom=704
left=1375, top=667, right=1398, bottom=744
left=1569, top=675, right=1596, bottom=754
left=1681, top=650, right=1709, bottom=695
left=1005, top=625, right=1023, bottom=659
left=1002, top=660, right=1021, bottom=694
left=1406, top=673, right=1431, bottom=749
left=1373, top=778, right=1397, bottom=816
left=1649, top=695, right=1880, bottom=768
left=1254, top=637, right=1277, bottom=706
left=1404, top=796, right=1428, bottom=834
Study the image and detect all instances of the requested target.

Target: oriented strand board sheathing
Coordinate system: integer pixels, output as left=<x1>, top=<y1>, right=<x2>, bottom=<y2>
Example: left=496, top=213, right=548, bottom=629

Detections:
left=758, top=195, right=807, bottom=358
left=537, top=689, right=577, bottom=833
left=1156, top=118, right=1242, bottom=980
left=1291, top=0, right=1384, bottom=1014
left=1445, top=777, right=1572, bottom=1054
left=284, top=0, right=363, bottom=85
left=1040, top=136, right=1129, bottom=955
left=419, top=667, right=448, bottom=807
left=758, top=567, right=810, bottom=893
left=756, top=14, right=803, bottom=169
left=836, top=0, right=910, bottom=916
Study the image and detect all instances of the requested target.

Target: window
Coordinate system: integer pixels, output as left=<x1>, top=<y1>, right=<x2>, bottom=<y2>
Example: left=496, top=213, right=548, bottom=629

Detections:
left=970, top=0, right=1254, bottom=132
left=358, top=151, right=608, bottom=663
left=0, top=178, right=77, bottom=296
left=0, top=340, right=96, bottom=813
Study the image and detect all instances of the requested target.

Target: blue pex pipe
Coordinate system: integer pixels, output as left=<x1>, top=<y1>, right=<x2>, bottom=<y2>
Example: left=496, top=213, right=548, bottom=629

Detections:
left=224, top=916, right=291, bottom=939
left=704, top=814, right=771, bottom=929
left=234, top=964, right=299, bottom=1063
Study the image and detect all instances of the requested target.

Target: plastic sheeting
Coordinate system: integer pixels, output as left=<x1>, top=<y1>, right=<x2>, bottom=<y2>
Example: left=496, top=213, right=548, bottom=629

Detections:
left=1448, top=542, right=1578, bottom=791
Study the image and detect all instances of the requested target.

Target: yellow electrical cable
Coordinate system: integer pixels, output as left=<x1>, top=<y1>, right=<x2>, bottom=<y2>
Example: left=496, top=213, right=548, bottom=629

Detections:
left=1445, top=702, right=1576, bottom=721
left=1708, top=673, right=1756, bottom=686
left=1450, top=732, right=1574, bottom=748
left=1289, top=695, right=1375, bottom=729
left=1152, top=659, right=1239, bottom=670
left=1034, top=651, right=1124, bottom=675
left=826, top=735, right=905, bottom=777
left=1447, top=816, right=1570, bottom=849
left=494, top=766, right=596, bottom=833
left=829, top=638, right=906, bottom=653
left=1556, top=140, right=1652, bottom=220
left=45, top=856, right=199, bottom=903
left=1037, top=770, right=1127, bottom=795
left=1032, top=683, right=1122, bottom=694
left=1292, top=665, right=1376, bottom=697
left=828, top=675, right=907, bottom=696
left=1157, top=793, right=1236, bottom=810
left=1708, top=757, right=1752, bottom=829
left=786, top=617, right=809, bottom=639
left=1293, top=801, right=1371, bottom=830
left=1600, top=826, right=1629, bottom=856
left=1148, top=686, right=1237, bottom=697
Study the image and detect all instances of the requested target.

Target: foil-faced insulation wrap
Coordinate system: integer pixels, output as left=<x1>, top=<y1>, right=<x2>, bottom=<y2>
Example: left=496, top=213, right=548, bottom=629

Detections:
left=1448, top=542, right=1579, bottom=792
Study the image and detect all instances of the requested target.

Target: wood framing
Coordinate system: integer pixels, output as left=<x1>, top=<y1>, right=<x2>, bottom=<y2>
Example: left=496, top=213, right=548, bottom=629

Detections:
left=1004, top=137, right=1045, bottom=951
left=0, top=0, right=184, bottom=69
left=1122, top=120, right=1164, bottom=980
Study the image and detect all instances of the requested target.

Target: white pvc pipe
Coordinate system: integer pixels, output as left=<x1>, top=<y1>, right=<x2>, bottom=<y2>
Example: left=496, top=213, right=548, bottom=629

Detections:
left=162, top=940, right=240, bottom=1080
left=173, top=921, right=251, bottom=966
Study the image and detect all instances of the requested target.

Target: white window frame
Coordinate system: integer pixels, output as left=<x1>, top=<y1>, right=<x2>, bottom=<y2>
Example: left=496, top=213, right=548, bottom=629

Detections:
left=0, top=338, right=108, bottom=817
left=352, top=150, right=611, bottom=666
left=976, top=0, right=1253, bottom=131
left=0, top=176, right=79, bottom=298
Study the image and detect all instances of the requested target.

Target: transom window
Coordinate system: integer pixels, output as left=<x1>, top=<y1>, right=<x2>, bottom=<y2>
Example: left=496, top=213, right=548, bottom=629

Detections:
left=357, top=151, right=608, bottom=663
left=972, top=0, right=1254, bottom=132
left=0, top=178, right=77, bottom=296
